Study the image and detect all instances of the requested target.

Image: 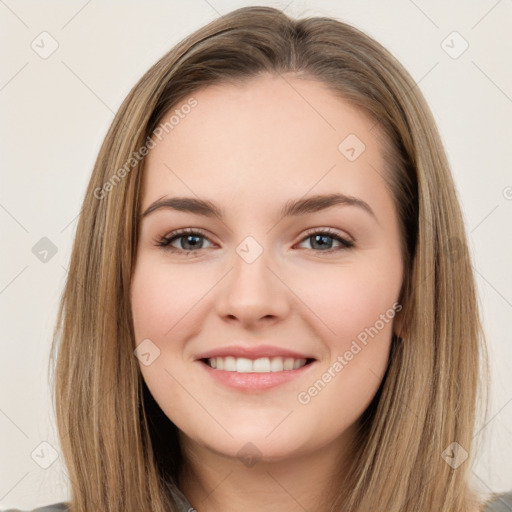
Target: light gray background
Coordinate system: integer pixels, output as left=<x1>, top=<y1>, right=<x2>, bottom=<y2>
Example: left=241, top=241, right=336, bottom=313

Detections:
left=1, top=0, right=511, bottom=509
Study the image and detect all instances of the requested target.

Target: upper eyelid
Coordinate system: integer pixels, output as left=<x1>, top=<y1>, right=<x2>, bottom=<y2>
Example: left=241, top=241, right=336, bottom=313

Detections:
left=301, top=226, right=355, bottom=244
left=164, top=227, right=213, bottom=242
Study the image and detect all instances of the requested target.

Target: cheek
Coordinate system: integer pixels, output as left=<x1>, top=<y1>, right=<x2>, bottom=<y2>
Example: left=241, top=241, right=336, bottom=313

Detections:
left=130, top=257, right=215, bottom=401
left=131, top=259, right=202, bottom=420
left=131, top=258, right=202, bottom=343
left=286, top=249, right=402, bottom=409
left=335, top=271, right=398, bottom=339
left=292, top=261, right=401, bottom=431
left=292, top=259, right=401, bottom=343
left=131, top=266, right=165, bottom=343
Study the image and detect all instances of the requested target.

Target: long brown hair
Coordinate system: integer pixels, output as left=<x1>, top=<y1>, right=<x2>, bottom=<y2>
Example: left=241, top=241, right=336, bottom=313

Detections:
left=50, top=6, right=489, bottom=511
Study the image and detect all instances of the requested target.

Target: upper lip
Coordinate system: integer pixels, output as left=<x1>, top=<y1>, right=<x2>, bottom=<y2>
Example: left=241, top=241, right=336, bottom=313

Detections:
left=195, top=344, right=316, bottom=361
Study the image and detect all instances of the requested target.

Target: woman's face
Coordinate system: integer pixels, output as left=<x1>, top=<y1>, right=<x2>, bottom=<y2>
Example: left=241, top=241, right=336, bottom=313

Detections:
left=131, top=74, right=403, bottom=462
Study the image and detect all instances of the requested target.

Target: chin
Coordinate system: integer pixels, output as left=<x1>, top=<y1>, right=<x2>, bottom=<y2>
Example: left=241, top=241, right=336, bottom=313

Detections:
left=186, top=425, right=315, bottom=463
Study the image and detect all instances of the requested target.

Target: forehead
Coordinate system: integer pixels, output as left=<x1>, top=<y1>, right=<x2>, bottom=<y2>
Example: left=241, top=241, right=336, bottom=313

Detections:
left=141, top=74, right=390, bottom=211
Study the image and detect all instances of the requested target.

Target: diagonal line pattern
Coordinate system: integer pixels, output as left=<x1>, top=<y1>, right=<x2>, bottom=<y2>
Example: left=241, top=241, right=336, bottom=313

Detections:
left=277, top=73, right=337, bottom=130
left=408, top=0, right=439, bottom=29
left=61, top=0, right=93, bottom=29
left=472, top=0, right=504, bottom=30
left=472, top=61, right=512, bottom=105
left=0, top=0, right=29, bottom=28
left=266, top=471, right=309, bottom=511
left=0, top=408, right=29, bottom=438
left=201, top=0, right=222, bottom=17
left=264, top=265, right=337, bottom=335
left=60, top=212, right=81, bottom=234
left=265, top=410, right=294, bottom=438
left=472, top=470, right=512, bottom=512
left=470, top=205, right=499, bottom=233
left=163, top=367, right=234, bottom=438
left=472, top=396, right=512, bottom=439
left=473, top=266, right=512, bottom=308
left=0, top=62, right=29, bottom=92
left=407, top=61, right=440, bottom=95
left=164, top=268, right=234, bottom=336
left=0, top=265, right=28, bottom=296
left=0, top=202, right=29, bottom=232
left=163, top=163, right=233, bottom=235
left=61, top=60, right=115, bottom=114
left=199, top=470, right=233, bottom=504
left=367, top=61, right=439, bottom=133
left=0, top=472, right=30, bottom=502
left=265, top=164, right=337, bottom=235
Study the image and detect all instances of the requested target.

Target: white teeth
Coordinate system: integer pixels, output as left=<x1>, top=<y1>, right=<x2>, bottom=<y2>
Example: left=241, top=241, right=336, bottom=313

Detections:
left=270, top=357, right=284, bottom=372
left=235, top=357, right=252, bottom=372
left=283, top=358, right=294, bottom=370
left=206, top=356, right=308, bottom=373
left=253, top=357, right=270, bottom=372
left=224, top=356, right=236, bottom=371
left=292, top=359, right=303, bottom=369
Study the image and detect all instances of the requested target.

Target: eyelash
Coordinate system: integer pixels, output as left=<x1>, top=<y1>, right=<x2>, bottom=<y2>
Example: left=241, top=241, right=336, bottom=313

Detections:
left=154, top=227, right=355, bottom=256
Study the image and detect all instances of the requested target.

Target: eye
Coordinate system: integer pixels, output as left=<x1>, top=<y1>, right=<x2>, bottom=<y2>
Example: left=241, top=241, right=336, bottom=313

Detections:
left=296, top=227, right=354, bottom=253
left=155, top=228, right=214, bottom=254
left=155, top=227, right=354, bottom=256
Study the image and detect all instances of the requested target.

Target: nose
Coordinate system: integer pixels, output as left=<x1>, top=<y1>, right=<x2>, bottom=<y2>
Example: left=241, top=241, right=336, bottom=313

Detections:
left=214, top=247, right=290, bottom=328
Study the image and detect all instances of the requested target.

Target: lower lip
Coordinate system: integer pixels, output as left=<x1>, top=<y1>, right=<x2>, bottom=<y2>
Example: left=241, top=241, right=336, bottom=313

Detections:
left=197, top=360, right=316, bottom=392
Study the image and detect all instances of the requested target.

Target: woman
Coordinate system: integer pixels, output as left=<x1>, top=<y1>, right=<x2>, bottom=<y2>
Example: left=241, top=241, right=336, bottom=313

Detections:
left=4, top=5, right=510, bottom=512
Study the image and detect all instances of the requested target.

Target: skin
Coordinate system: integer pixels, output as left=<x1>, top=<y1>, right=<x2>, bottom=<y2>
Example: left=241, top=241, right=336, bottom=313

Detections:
left=131, top=73, right=404, bottom=512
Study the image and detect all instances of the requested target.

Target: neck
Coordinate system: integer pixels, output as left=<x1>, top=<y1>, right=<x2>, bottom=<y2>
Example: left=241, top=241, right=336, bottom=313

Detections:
left=177, top=425, right=358, bottom=512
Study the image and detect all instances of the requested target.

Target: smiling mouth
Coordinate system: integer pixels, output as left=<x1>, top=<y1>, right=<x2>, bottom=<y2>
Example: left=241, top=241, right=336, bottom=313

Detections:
left=201, top=356, right=315, bottom=373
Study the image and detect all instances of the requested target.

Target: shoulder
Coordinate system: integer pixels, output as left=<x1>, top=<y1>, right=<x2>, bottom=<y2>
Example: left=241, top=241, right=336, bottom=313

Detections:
left=1, top=503, right=69, bottom=512
left=483, top=491, right=512, bottom=512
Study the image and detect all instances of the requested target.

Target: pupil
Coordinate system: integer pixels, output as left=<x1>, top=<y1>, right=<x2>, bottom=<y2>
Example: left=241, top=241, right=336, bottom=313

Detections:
left=312, top=234, right=332, bottom=250
left=183, top=235, right=202, bottom=250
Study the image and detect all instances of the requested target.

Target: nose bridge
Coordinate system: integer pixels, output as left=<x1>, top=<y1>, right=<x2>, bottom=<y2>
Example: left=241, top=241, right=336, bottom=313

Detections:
left=214, top=234, right=289, bottom=323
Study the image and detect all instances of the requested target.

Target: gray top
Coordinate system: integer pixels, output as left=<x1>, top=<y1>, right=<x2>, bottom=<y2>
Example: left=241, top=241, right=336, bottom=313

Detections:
left=3, top=490, right=511, bottom=511
left=483, top=492, right=512, bottom=512
left=1, top=506, right=69, bottom=512
left=0, top=486, right=195, bottom=512
left=0, top=487, right=195, bottom=512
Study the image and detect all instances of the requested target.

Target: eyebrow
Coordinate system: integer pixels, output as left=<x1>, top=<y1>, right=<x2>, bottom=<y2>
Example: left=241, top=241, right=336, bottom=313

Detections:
left=141, top=193, right=376, bottom=221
